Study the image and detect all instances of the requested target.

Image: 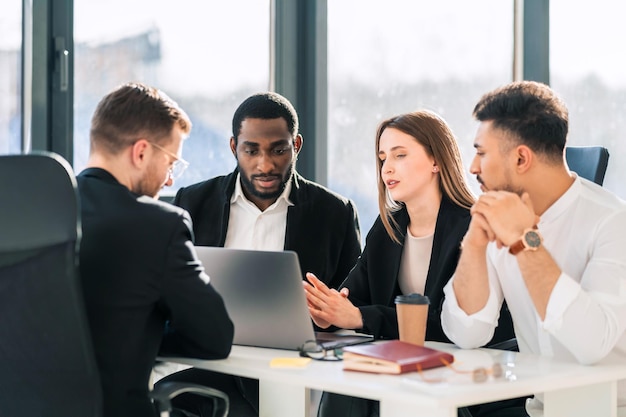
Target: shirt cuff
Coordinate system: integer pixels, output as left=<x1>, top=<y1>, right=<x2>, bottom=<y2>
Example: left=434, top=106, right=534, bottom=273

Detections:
left=542, top=272, right=581, bottom=331
left=443, top=281, right=500, bottom=326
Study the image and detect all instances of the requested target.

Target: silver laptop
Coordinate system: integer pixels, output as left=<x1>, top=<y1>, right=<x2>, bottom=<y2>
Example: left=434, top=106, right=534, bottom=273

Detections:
left=194, top=246, right=373, bottom=351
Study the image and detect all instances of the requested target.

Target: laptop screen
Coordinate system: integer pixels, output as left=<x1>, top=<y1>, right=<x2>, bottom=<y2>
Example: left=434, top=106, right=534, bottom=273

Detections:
left=194, top=246, right=373, bottom=350
left=194, top=246, right=318, bottom=350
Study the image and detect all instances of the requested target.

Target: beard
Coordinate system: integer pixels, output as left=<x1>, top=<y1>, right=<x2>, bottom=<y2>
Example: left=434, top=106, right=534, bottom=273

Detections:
left=133, top=164, right=166, bottom=198
left=477, top=168, right=524, bottom=196
left=239, top=163, right=294, bottom=202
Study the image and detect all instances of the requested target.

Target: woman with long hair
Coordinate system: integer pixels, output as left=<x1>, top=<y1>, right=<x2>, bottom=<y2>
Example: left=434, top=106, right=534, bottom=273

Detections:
left=304, top=110, right=516, bottom=417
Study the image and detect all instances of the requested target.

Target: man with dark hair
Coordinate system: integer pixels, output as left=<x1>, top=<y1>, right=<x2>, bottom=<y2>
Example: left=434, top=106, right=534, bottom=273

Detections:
left=442, top=81, right=626, bottom=417
left=78, top=82, right=234, bottom=417
left=172, top=92, right=361, bottom=273
left=155, top=91, right=362, bottom=416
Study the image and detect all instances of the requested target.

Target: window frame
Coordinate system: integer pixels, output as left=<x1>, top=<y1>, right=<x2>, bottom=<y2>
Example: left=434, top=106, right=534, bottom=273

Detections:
left=25, top=0, right=549, bottom=185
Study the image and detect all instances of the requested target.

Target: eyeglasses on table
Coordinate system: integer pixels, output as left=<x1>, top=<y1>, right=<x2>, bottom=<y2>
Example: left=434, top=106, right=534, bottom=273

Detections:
left=298, top=340, right=344, bottom=361
left=417, top=357, right=506, bottom=383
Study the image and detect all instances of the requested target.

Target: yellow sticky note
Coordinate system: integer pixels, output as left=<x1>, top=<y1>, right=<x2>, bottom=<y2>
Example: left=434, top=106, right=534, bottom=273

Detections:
left=270, top=357, right=312, bottom=368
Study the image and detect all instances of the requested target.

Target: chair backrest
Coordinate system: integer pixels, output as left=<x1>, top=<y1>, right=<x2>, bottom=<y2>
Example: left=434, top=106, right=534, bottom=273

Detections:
left=0, top=152, right=102, bottom=417
left=565, top=146, right=610, bottom=186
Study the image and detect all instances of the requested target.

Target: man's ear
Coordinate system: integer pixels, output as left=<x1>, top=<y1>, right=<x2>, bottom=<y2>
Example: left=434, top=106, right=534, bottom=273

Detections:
left=515, top=145, right=533, bottom=173
left=294, top=134, right=303, bottom=154
left=130, top=139, right=150, bottom=168
left=229, top=137, right=237, bottom=159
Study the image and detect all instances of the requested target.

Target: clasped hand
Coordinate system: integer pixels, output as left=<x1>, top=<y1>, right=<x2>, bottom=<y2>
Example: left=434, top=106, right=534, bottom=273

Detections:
left=465, top=191, right=539, bottom=249
left=303, top=273, right=363, bottom=330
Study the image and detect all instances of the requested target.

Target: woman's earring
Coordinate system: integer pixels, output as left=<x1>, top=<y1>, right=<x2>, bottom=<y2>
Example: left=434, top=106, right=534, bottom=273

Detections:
left=433, top=167, right=439, bottom=173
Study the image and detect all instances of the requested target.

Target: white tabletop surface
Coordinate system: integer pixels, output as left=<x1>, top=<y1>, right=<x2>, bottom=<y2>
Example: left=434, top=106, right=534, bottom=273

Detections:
left=160, top=341, right=626, bottom=417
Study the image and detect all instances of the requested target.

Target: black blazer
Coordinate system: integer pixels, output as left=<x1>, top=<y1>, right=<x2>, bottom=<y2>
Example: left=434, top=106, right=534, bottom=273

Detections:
left=77, top=168, right=234, bottom=417
left=343, top=197, right=515, bottom=345
left=173, top=169, right=362, bottom=290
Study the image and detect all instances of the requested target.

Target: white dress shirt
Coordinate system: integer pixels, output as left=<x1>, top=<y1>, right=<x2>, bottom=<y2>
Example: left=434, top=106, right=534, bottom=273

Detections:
left=223, top=173, right=293, bottom=251
left=442, top=176, right=626, bottom=416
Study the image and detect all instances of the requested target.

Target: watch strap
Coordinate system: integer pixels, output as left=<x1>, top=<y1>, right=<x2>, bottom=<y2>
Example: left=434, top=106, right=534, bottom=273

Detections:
left=508, top=226, right=539, bottom=255
left=509, top=239, right=526, bottom=255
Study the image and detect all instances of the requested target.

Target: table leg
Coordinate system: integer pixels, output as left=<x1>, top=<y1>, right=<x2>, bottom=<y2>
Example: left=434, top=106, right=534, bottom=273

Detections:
left=259, top=379, right=310, bottom=417
left=544, top=381, right=617, bottom=417
left=380, top=397, right=456, bottom=417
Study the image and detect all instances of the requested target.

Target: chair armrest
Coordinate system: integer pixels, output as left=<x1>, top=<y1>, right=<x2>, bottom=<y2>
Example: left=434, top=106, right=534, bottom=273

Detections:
left=150, top=381, right=229, bottom=417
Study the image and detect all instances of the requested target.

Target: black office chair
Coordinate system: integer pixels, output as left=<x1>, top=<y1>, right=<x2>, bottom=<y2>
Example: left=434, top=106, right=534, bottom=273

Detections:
left=0, top=152, right=228, bottom=417
left=565, top=146, right=610, bottom=185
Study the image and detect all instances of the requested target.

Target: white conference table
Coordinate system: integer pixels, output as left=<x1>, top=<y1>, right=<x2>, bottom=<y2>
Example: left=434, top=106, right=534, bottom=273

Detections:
left=160, top=341, right=626, bottom=417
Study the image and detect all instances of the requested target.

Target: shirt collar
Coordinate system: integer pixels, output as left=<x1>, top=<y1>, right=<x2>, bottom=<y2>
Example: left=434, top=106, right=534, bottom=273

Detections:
left=231, top=173, right=294, bottom=207
left=538, top=173, right=581, bottom=226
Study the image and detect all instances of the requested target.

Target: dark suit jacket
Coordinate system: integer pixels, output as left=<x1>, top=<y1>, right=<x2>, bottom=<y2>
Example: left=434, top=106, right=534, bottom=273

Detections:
left=77, top=168, right=234, bottom=417
left=343, top=197, right=515, bottom=345
left=173, top=169, right=362, bottom=290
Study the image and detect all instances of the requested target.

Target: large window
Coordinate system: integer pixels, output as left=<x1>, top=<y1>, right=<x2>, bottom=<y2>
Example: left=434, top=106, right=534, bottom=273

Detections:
left=0, top=2, right=22, bottom=155
left=74, top=0, right=271, bottom=193
left=327, top=0, right=515, bottom=232
left=550, top=0, right=626, bottom=199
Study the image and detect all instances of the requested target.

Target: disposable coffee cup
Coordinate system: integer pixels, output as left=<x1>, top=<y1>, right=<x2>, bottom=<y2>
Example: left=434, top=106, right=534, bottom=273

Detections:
left=395, top=293, right=430, bottom=346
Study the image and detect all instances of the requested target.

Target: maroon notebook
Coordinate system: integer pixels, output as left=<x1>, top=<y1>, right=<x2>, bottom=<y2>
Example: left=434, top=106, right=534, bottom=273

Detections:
left=342, top=340, right=454, bottom=374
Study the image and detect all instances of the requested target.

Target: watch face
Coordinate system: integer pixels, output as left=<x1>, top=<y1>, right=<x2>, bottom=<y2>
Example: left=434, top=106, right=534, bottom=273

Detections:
left=524, top=230, right=542, bottom=248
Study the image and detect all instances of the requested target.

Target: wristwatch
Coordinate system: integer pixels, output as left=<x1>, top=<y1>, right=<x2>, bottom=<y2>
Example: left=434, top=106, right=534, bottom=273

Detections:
left=509, top=228, right=542, bottom=255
